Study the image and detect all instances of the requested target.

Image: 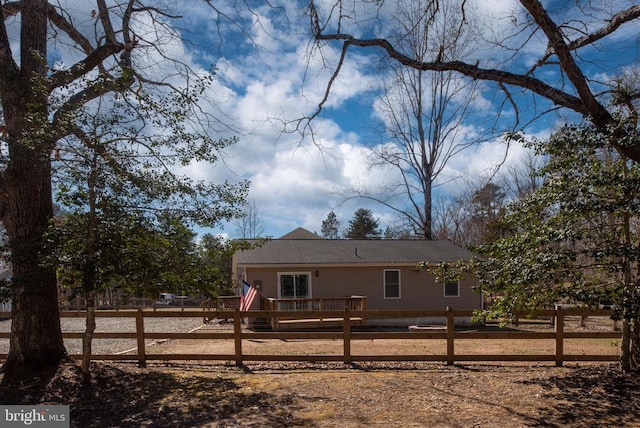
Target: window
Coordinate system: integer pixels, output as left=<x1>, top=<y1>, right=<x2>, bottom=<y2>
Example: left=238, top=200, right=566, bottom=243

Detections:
left=384, top=269, right=401, bottom=299
left=444, top=280, right=459, bottom=297
left=278, top=273, right=311, bottom=299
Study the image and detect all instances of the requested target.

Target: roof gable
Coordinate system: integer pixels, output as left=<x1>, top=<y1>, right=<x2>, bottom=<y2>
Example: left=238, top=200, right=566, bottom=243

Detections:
left=279, top=227, right=323, bottom=240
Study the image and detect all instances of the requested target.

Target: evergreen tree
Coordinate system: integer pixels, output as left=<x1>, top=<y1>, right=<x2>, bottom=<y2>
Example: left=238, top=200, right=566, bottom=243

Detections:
left=469, top=183, right=509, bottom=245
left=321, top=211, right=341, bottom=239
left=346, top=209, right=381, bottom=239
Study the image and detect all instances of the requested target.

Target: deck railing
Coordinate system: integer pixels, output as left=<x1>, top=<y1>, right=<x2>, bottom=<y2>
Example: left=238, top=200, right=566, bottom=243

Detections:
left=264, top=296, right=367, bottom=312
left=263, top=296, right=367, bottom=330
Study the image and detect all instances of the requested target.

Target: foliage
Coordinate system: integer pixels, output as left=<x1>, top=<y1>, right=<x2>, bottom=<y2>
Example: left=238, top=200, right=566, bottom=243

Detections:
left=49, top=214, right=260, bottom=303
left=321, top=210, right=341, bottom=239
left=472, top=126, right=640, bottom=317
left=197, top=234, right=267, bottom=297
left=345, top=208, right=381, bottom=239
left=0, top=1, right=253, bottom=376
left=431, top=179, right=512, bottom=248
left=417, top=260, right=473, bottom=285
left=50, top=211, right=185, bottom=299
left=54, top=95, right=248, bottom=226
left=47, top=68, right=248, bottom=298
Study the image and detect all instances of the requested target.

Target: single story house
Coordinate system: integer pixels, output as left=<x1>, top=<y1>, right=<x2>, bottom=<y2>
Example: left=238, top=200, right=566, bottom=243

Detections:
left=232, top=227, right=482, bottom=327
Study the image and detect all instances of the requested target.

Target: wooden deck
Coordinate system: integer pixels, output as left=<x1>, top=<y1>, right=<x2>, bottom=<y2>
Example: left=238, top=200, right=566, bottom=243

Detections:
left=271, top=316, right=365, bottom=330
left=263, top=296, right=367, bottom=330
left=201, top=295, right=368, bottom=330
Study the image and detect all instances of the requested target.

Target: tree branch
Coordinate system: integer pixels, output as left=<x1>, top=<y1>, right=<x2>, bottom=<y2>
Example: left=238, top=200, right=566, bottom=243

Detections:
left=518, top=0, right=611, bottom=127
left=46, top=4, right=95, bottom=55
left=96, top=0, right=117, bottom=45
left=568, top=5, right=640, bottom=52
left=51, top=71, right=135, bottom=141
left=47, top=41, right=134, bottom=92
left=315, top=33, right=588, bottom=117
left=0, top=4, right=18, bottom=83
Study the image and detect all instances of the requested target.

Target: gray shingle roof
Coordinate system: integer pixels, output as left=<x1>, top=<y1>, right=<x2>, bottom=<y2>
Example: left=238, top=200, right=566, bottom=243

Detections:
left=236, top=229, right=476, bottom=266
left=279, top=227, right=323, bottom=240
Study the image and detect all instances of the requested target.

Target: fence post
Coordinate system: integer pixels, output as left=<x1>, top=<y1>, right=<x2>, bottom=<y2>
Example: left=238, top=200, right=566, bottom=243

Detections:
left=234, top=308, right=243, bottom=367
left=343, top=307, right=352, bottom=364
left=135, top=308, right=146, bottom=368
left=446, top=306, right=455, bottom=366
left=555, top=307, right=564, bottom=367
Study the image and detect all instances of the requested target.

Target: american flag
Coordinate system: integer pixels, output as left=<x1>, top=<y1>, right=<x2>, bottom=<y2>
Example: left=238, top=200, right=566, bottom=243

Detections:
left=240, top=280, right=258, bottom=311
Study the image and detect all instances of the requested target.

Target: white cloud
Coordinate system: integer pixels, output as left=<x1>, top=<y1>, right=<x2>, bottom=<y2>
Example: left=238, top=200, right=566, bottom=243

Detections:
left=41, top=1, right=638, bottom=239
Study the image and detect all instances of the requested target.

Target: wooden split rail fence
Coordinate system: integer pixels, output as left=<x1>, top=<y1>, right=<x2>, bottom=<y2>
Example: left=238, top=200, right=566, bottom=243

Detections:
left=0, top=308, right=621, bottom=367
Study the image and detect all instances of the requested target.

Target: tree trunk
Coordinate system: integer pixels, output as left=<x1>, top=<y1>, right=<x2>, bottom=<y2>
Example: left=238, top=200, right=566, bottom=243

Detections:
left=621, top=319, right=631, bottom=373
left=82, top=293, right=96, bottom=375
left=0, top=0, right=67, bottom=378
left=631, top=317, right=640, bottom=373
left=81, top=157, right=99, bottom=376
left=0, top=97, right=66, bottom=377
left=1, top=146, right=67, bottom=377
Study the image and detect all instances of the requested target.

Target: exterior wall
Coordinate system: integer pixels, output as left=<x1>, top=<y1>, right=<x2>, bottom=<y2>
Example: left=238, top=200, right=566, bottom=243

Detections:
left=243, top=265, right=482, bottom=311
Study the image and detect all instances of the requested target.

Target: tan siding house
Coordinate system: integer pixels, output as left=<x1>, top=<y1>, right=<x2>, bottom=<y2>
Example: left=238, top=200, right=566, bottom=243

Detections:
left=232, top=228, right=482, bottom=325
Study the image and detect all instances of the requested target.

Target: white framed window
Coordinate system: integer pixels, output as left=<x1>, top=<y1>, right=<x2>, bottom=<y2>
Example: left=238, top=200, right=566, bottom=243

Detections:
left=444, top=280, right=459, bottom=297
left=384, top=269, right=401, bottom=299
left=277, top=272, right=312, bottom=299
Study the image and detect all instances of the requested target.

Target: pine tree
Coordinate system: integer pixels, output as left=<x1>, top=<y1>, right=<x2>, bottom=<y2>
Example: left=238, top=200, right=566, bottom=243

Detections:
left=346, top=209, right=381, bottom=239
left=321, top=211, right=341, bottom=239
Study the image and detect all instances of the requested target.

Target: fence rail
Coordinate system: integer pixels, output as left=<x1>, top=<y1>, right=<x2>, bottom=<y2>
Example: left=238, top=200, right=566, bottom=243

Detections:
left=0, top=308, right=621, bottom=367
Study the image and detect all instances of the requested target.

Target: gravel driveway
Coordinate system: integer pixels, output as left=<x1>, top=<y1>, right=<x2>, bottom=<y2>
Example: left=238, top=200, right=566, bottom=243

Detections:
left=0, top=313, right=206, bottom=355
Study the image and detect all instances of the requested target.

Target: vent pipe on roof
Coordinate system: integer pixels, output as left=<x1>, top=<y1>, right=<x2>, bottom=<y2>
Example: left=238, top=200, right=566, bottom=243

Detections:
left=355, top=247, right=358, bottom=257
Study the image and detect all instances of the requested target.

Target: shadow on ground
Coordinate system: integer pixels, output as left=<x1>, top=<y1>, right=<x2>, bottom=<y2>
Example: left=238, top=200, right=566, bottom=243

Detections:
left=519, top=365, right=640, bottom=428
left=0, top=362, right=312, bottom=427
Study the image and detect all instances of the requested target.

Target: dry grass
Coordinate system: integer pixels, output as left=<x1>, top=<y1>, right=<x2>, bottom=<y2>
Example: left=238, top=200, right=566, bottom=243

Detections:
left=2, top=360, right=639, bottom=427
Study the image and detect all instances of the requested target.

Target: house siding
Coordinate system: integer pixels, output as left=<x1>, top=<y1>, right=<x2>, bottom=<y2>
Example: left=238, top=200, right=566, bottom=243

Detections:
left=244, top=265, right=481, bottom=311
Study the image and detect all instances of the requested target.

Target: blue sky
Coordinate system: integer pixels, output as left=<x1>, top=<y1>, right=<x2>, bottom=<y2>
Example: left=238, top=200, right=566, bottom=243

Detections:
left=173, top=0, right=539, bottom=238
left=44, top=1, right=640, bottom=239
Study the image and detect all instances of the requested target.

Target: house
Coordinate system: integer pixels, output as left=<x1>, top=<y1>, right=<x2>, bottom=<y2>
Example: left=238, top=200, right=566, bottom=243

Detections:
left=232, top=227, right=482, bottom=326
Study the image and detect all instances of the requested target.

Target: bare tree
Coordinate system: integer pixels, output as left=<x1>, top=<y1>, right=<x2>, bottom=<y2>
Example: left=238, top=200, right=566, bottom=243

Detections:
left=432, top=180, right=509, bottom=247
left=433, top=193, right=472, bottom=246
left=307, top=1, right=640, bottom=160
left=234, top=201, right=266, bottom=239
left=433, top=152, right=544, bottom=248
left=499, top=151, right=545, bottom=200
left=355, top=0, right=482, bottom=239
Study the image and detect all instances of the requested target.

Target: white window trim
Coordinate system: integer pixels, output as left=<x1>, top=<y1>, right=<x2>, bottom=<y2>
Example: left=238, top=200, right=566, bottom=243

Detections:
left=276, top=272, right=313, bottom=299
left=444, top=280, right=460, bottom=298
left=383, top=269, right=401, bottom=299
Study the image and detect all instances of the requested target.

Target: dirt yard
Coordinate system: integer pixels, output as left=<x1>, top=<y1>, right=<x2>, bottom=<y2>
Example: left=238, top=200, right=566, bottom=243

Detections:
left=2, top=359, right=639, bottom=427
left=2, top=316, right=638, bottom=427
